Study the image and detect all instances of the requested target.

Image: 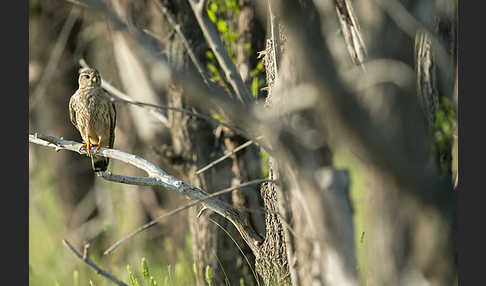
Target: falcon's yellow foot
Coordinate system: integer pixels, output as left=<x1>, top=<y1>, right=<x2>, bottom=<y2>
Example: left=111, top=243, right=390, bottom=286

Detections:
left=93, top=137, right=102, bottom=155
left=92, top=144, right=102, bottom=155
left=79, top=143, right=90, bottom=157
left=79, top=137, right=93, bottom=157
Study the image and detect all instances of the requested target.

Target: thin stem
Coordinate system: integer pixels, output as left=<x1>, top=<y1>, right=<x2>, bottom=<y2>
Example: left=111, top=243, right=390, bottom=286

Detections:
left=104, top=179, right=273, bottom=255
left=63, top=239, right=129, bottom=286
left=195, top=137, right=262, bottom=175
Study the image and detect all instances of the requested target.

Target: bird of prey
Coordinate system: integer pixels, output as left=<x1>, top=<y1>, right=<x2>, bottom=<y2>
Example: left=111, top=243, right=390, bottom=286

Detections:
left=69, top=68, right=116, bottom=172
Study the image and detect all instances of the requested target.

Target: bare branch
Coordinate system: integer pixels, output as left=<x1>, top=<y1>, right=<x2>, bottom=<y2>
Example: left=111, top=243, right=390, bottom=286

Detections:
left=334, top=0, right=368, bottom=66
left=30, top=133, right=263, bottom=254
left=195, top=136, right=262, bottom=175
left=104, top=178, right=274, bottom=255
left=63, top=239, right=129, bottom=286
left=188, top=0, right=253, bottom=104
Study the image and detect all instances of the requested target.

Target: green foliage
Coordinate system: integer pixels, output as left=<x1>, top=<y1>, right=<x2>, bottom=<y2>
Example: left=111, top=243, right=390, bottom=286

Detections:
left=127, top=265, right=141, bottom=286
left=141, top=257, right=150, bottom=279
left=260, top=148, right=270, bottom=178
left=205, top=265, right=213, bottom=286
left=205, top=0, right=239, bottom=91
left=432, top=96, right=456, bottom=174
left=30, top=158, right=197, bottom=286
left=204, top=0, right=266, bottom=100
left=250, top=60, right=265, bottom=98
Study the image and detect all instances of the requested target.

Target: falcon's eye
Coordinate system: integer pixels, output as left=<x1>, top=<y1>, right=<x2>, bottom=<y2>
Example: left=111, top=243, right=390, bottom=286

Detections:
left=84, top=75, right=90, bottom=79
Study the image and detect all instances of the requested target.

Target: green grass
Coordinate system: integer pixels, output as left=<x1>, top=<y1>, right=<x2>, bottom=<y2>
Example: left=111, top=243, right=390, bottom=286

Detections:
left=29, top=159, right=197, bottom=286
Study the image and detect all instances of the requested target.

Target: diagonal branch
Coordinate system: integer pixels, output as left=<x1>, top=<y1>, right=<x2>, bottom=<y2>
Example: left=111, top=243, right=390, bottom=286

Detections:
left=63, top=239, right=129, bottom=286
left=30, top=133, right=263, bottom=254
left=104, top=178, right=273, bottom=255
left=195, top=136, right=261, bottom=175
left=188, top=0, right=253, bottom=105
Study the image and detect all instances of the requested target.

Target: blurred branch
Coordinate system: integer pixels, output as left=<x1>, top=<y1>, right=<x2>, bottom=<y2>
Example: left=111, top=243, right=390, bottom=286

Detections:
left=30, top=7, right=80, bottom=109
left=195, top=136, right=262, bottom=175
left=65, top=0, right=273, bottom=153
left=334, top=0, right=368, bottom=66
left=62, top=239, right=129, bottom=286
left=275, top=0, right=453, bottom=208
left=30, top=133, right=263, bottom=254
left=152, top=0, right=210, bottom=85
left=104, top=178, right=274, bottom=255
left=372, top=0, right=453, bottom=83
left=79, top=59, right=249, bottom=137
left=188, top=0, right=253, bottom=104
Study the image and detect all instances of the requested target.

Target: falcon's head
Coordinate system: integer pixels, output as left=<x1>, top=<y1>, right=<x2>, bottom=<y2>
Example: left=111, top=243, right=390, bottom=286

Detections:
left=78, top=68, right=101, bottom=88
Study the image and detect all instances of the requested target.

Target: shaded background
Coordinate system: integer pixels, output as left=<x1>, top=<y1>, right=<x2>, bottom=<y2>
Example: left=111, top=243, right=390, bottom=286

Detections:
left=29, top=0, right=457, bottom=285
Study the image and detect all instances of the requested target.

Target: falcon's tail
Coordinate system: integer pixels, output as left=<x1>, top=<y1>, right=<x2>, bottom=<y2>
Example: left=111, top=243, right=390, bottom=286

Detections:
left=92, top=155, right=109, bottom=172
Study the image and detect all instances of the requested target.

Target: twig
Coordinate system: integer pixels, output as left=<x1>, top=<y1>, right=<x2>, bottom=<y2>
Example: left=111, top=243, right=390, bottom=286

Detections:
left=63, top=239, right=129, bottom=286
left=195, top=136, right=262, bottom=175
left=104, top=178, right=273, bottom=255
left=152, top=0, right=211, bottom=85
left=188, top=0, right=253, bottom=104
left=30, top=133, right=263, bottom=254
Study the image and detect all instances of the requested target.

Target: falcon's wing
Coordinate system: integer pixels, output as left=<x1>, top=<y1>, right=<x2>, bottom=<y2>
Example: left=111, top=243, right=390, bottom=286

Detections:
left=69, top=95, right=78, bottom=130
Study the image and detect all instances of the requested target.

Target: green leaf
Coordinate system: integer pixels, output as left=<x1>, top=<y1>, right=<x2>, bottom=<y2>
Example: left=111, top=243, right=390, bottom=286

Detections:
left=210, top=2, right=217, bottom=12
left=251, top=77, right=259, bottom=98
left=150, top=276, right=157, bottom=286
left=207, top=9, right=217, bottom=23
left=217, top=20, right=227, bottom=32
left=141, top=257, right=150, bottom=279
left=193, top=263, right=198, bottom=275
left=205, top=265, right=213, bottom=286
left=206, top=50, right=214, bottom=60
left=127, top=265, right=140, bottom=286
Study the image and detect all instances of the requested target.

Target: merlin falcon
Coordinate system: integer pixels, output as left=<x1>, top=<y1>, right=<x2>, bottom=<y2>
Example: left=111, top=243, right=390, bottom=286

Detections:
left=69, top=68, right=116, bottom=172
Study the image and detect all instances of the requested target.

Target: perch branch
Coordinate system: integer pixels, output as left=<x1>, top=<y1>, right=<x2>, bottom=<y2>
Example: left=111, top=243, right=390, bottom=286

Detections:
left=68, top=1, right=273, bottom=155
left=104, top=178, right=274, bottom=255
left=79, top=59, right=251, bottom=141
left=188, top=0, right=253, bottom=104
left=63, top=239, right=129, bottom=286
left=30, top=133, right=263, bottom=255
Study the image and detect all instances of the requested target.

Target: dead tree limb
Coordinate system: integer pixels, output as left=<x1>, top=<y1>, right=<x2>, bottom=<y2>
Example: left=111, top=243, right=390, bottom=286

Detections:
left=29, top=133, right=263, bottom=255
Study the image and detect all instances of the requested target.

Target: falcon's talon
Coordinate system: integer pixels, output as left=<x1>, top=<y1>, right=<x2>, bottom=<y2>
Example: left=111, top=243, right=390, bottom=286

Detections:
left=79, top=143, right=88, bottom=154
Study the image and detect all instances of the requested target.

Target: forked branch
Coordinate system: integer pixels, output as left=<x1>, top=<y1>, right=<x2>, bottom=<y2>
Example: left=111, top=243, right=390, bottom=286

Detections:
left=29, top=133, right=263, bottom=255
